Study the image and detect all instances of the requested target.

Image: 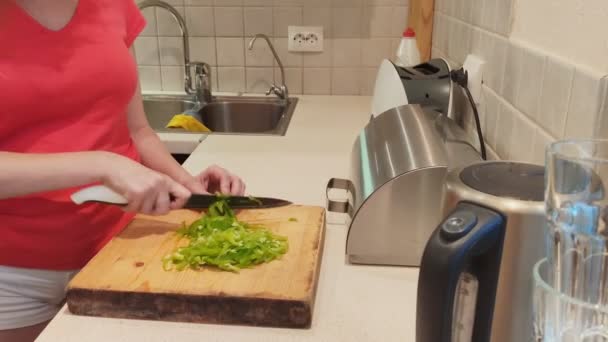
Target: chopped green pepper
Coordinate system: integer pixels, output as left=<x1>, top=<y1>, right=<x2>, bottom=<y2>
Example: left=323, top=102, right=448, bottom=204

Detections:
left=163, top=198, right=289, bottom=272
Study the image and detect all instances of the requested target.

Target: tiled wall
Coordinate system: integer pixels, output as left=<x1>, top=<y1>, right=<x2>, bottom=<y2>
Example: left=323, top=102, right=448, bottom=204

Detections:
left=134, top=0, right=410, bottom=95
left=432, top=0, right=608, bottom=163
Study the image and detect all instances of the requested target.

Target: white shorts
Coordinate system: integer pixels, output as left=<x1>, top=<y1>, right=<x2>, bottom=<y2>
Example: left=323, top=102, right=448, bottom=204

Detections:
left=0, top=266, right=78, bottom=330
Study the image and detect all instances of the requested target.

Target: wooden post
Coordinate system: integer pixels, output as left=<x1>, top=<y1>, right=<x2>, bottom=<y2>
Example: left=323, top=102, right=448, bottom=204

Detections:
left=408, top=0, right=436, bottom=62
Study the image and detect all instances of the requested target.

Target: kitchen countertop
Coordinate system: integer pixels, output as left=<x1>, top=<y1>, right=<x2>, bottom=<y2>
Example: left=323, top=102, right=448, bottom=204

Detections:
left=37, top=94, right=420, bottom=342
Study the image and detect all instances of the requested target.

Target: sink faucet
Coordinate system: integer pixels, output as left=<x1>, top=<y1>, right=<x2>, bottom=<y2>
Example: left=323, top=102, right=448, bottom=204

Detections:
left=248, top=34, right=289, bottom=101
left=137, top=0, right=212, bottom=105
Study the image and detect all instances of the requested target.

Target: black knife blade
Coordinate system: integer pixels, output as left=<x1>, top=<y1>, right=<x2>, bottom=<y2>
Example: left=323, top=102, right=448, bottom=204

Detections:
left=181, top=194, right=292, bottom=209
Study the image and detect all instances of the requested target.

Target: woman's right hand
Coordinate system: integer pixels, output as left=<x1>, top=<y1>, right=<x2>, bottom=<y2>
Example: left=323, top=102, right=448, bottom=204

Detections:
left=99, top=152, right=191, bottom=215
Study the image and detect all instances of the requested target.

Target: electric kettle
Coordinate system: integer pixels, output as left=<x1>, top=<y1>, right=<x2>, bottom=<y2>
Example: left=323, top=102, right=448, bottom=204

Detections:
left=416, top=161, right=546, bottom=342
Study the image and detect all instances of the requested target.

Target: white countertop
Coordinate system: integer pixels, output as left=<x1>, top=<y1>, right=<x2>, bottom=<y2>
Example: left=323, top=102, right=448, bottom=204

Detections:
left=37, top=94, right=420, bottom=342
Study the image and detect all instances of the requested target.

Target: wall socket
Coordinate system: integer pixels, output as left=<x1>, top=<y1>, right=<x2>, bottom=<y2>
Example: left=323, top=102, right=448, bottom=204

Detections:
left=288, top=26, right=324, bottom=52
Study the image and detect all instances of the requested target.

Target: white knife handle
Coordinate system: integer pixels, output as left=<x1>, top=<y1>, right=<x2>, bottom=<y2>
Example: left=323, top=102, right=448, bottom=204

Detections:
left=71, top=185, right=128, bottom=205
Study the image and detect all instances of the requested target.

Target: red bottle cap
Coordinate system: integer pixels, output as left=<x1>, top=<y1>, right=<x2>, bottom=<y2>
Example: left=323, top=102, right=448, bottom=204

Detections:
left=403, top=27, right=416, bottom=37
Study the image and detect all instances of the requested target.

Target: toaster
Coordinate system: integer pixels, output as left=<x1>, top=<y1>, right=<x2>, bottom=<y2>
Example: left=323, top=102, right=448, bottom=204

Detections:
left=327, top=58, right=481, bottom=267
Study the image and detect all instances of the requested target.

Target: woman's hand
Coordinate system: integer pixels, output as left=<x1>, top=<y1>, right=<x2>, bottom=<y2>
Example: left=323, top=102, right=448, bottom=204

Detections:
left=183, top=165, right=246, bottom=196
left=101, top=153, right=191, bottom=215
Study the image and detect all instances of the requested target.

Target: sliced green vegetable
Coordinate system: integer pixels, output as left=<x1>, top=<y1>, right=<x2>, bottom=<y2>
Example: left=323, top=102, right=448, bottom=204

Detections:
left=163, top=197, right=289, bottom=272
left=248, top=195, right=263, bottom=206
left=288, top=217, right=298, bottom=222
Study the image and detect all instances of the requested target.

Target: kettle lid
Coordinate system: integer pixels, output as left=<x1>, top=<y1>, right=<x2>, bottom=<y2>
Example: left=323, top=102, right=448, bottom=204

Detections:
left=459, top=162, right=545, bottom=202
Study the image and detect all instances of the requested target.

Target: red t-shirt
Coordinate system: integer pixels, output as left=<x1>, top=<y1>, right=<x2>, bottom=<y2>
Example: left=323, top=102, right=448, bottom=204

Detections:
left=0, top=0, right=146, bottom=270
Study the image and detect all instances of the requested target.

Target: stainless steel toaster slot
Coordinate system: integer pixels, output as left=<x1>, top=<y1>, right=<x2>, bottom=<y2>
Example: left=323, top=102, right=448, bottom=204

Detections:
left=327, top=104, right=481, bottom=267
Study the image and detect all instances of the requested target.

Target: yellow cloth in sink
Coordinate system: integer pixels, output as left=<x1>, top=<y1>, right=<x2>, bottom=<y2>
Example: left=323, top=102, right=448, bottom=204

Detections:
left=166, top=114, right=211, bottom=133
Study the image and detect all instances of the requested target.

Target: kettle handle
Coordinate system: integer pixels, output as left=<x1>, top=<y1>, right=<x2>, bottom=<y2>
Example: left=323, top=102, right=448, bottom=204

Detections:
left=416, top=202, right=506, bottom=342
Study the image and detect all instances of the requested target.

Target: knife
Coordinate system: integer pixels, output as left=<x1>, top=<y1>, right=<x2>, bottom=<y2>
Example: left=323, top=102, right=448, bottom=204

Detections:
left=70, top=185, right=292, bottom=209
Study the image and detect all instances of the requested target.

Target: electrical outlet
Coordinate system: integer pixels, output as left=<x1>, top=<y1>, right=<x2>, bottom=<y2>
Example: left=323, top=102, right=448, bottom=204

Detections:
left=288, top=26, right=324, bottom=52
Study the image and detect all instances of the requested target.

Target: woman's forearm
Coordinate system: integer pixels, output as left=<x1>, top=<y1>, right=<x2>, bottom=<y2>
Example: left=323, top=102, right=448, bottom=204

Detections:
left=0, top=151, right=110, bottom=199
left=130, top=126, right=194, bottom=184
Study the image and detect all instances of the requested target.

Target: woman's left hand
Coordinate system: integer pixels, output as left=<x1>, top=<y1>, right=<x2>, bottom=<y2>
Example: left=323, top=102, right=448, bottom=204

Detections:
left=183, top=165, right=246, bottom=196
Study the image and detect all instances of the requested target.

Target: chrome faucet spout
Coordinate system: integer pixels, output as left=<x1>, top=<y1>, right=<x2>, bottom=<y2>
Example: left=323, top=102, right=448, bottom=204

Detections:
left=137, top=0, right=194, bottom=96
left=248, top=34, right=288, bottom=100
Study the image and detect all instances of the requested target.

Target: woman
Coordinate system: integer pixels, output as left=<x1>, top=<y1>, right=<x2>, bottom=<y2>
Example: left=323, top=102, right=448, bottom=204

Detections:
left=0, top=0, right=245, bottom=341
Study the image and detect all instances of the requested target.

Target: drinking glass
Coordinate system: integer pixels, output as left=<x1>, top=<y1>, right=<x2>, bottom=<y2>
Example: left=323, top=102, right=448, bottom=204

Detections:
left=545, top=139, right=608, bottom=300
left=534, top=257, right=608, bottom=341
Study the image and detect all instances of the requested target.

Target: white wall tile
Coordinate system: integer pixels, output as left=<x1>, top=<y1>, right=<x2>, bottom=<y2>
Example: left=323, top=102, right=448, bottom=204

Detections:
left=365, top=6, right=393, bottom=38
left=481, top=86, right=499, bottom=143
left=501, top=41, right=523, bottom=105
left=452, top=0, right=468, bottom=22
left=333, top=7, right=362, bottom=38
left=160, top=66, right=185, bottom=91
left=443, top=17, right=456, bottom=58
left=435, top=14, right=448, bottom=53
left=244, top=7, right=273, bottom=37
left=303, top=39, right=333, bottom=67
left=453, top=22, right=471, bottom=65
left=244, top=0, right=272, bottom=5
left=245, top=38, right=274, bottom=66
left=185, top=0, right=214, bottom=5
left=189, top=37, right=216, bottom=65
left=332, top=68, right=360, bottom=95
left=495, top=0, right=513, bottom=36
left=303, top=68, right=331, bottom=95
left=360, top=67, right=379, bottom=95
left=332, top=39, right=362, bottom=67
left=217, top=67, right=245, bottom=92
left=532, top=127, right=555, bottom=166
left=246, top=67, right=274, bottom=93
left=443, top=0, right=455, bottom=17
left=480, top=0, right=497, bottom=33
left=159, top=37, right=185, bottom=65
left=460, top=0, right=473, bottom=23
left=273, top=38, right=303, bottom=67
left=333, top=0, right=364, bottom=7
left=214, top=0, right=242, bottom=6
left=391, top=6, right=408, bottom=37
left=515, top=47, right=545, bottom=121
left=275, top=67, right=302, bottom=94
left=274, top=7, right=302, bottom=38
left=210, top=66, right=219, bottom=91
left=138, top=66, right=162, bottom=91
left=216, top=38, right=245, bottom=66
left=598, top=78, right=608, bottom=139
left=303, top=7, right=332, bottom=38
left=486, top=145, right=500, bottom=161
left=435, top=0, right=445, bottom=13
left=134, top=37, right=160, bottom=66
left=361, top=38, right=392, bottom=67
left=470, top=0, right=483, bottom=26
left=564, top=67, right=604, bottom=139
left=214, top=7, right=244, bottom=37
left=186, top=7, right=215, bottom=37
left=485, top=35, right=507, bottom=94
left=303, top=0, right=327, bottom=7
left=539, top=56, right=574, bottom=138
left=273, top=0, right=303, bottom=6
left=156, top=6, right=185, bottom=37
left=140, top=8, right=157, bottom=37
left=510, top=110, right=536, bottom=163
left=495, top=100, right=515, bottom=159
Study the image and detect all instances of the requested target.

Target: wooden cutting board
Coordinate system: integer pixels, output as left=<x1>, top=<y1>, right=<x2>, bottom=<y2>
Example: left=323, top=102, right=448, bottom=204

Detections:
left=66, top=205, right=326, bottom=329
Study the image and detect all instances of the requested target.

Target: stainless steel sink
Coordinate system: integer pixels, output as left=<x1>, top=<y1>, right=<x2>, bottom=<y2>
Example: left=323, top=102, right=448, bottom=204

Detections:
left=142, top=95, right=298, bottom=136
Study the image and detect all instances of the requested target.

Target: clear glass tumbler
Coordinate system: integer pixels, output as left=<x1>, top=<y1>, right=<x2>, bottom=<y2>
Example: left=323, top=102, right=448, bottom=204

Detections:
left=534, top=257, right=608, bottom=341
left=545, top=139, right=608, bottom=301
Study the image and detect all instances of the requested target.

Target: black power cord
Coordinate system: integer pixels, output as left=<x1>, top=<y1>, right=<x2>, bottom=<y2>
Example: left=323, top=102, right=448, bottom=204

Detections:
left=450, top=67, right=487, bottom=160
